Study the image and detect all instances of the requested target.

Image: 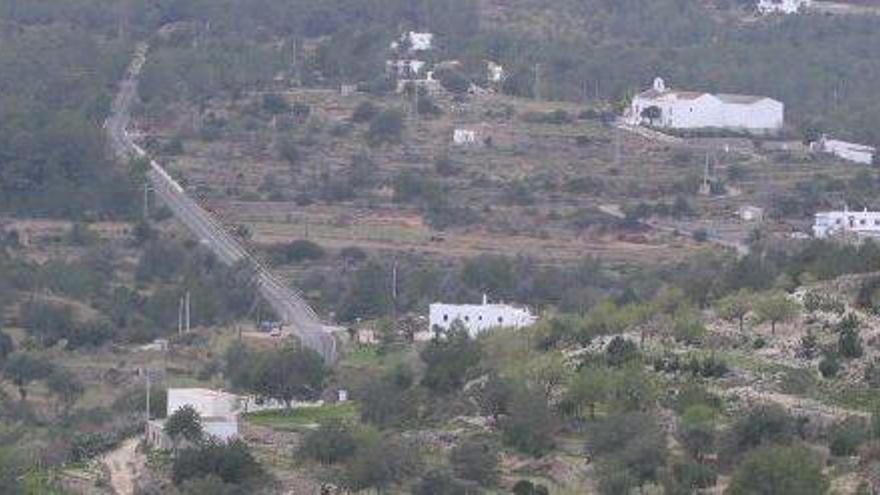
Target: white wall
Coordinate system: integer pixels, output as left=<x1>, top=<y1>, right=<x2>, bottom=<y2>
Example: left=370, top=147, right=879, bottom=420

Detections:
left=167, top=389, right=238, bottom=419
left=821, top=139, right=875, bottom=165
left=429, top=303, right=536, bottom=338
left=814, top=210, right=880, bottom=238
left=631, top=94, right=783, bottom=133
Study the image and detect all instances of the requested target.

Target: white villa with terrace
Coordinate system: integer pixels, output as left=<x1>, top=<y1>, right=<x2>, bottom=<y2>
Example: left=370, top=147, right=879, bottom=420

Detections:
left=813, top=208, right=880, bottom=239
left=628, top=78, right=784, bottom=135
left=757, top=0, right=812, bottom=15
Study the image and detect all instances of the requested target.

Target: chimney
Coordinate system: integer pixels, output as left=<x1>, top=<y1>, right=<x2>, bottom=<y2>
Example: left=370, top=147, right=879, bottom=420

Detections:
left=482, top=293, right=488, bottom=305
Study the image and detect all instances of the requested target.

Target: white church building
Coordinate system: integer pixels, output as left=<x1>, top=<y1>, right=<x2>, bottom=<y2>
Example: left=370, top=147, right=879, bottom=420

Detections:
left=757, top=0, right=812, bottom=15
left=629, top=78, right=784, bottom=135
left=813, top=208, right=880, bottom=239
left=429, top=296, right=536, bottom=338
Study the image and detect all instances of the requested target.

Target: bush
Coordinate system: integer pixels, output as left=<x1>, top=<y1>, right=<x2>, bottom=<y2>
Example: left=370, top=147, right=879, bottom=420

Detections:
left=298, top=420, right=357, bottom=465
left=521, top=109, right=573, bottom=125
left=172, top=440, right=262, bottom=486
left=671, top=460, right=717, bottom=490
left=435, top=68, right=471, bottom=94
left=605, top=336, right=639, bottom=367
left=450, top=439, right=499, bottom=486
left=366, top=109, right=405, bottom=147
left=725, top=405, right=797, bottom=458
left=501, top=389, right=557, bottom=456
left=270, top=240, right=325, bottom=264
left=819, top=352, right=841, bottom=379
left=351, top=101, right=379, bottom=123
left=727, top=445, right=828, bottom=495
left=262, top=94, right=290, bottom=115
left=513, top=480, right=550, bottom=495
left=828, top=418, right=868, bottom=457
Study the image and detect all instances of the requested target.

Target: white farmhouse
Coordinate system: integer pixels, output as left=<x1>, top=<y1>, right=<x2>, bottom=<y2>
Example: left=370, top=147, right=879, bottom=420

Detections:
left=629, top=77, right=784, bottom=135
left=812, top=135, right=876, bottom=165
left=391, top=31, right=434, bottom=52
left=429, top=296, right=536, bottom=338
left=738, top=205, right=765, bottom=222
left=386, top=59, right=426, bottom=78
left=453, top=128, right=477, bottom=145
left=813, top=208, right=880, bottom=239
left=757, top=0, right=811, bottom=14
left=146, top=388, right=240, bottom=449
left=487, top=61, right=505, bottom=84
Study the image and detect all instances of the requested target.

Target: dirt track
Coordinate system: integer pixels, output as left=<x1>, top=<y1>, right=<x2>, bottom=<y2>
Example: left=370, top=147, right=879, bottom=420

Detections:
left=101, top=438, right=144, bottom=495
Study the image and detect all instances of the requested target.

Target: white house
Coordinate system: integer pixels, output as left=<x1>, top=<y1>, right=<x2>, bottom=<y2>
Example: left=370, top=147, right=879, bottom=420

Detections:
left=629, top=77, right=784, bottom=135
left=453, top=128, right=477, bottom=145
left=146, top=388, right=240, bottom=449
left=386, top=59, right=426, bottom=78
left=757, top=0, right=811, bottom=15
left=812, top=135, right=876, bottom=165
left=396, top=71, right=442, bottom=95
left=487, top=61, right=505, bottom=84
left=429, top=296, right=537, bottom=338
left=391, top=31, right=434, bottom=52
left=738, top=205, right=765, bottom=222
left=813, top=208, right=880, bottom=239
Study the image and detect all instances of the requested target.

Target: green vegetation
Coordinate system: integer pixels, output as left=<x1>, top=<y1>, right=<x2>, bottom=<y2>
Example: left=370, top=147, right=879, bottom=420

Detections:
left=245, top=403, right=359, bottom=430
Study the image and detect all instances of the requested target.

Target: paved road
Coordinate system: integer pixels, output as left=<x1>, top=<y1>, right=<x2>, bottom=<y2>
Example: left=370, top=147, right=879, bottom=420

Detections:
left=106, top=43, right=338, bottom=362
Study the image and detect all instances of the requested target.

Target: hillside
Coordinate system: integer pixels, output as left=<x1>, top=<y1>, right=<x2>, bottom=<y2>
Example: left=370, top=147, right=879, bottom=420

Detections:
left=4, top=1, right=880, bottom=494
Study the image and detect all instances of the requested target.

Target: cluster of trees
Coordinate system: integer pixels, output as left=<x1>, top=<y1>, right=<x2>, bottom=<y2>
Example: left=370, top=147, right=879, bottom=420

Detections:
left=0, top=20, right=137, bottom=219
left=225, top=344, right=327, bottom=408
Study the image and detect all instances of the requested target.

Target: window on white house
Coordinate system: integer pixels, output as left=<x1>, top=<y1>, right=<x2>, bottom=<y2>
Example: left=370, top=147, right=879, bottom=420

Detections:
left=862, top=219, right=867, bottom=225
left=464, top=316, right=470, bottom=322
left=497, top=317, right=503, bottom=324
left=443, top=315, right=448, bottom=322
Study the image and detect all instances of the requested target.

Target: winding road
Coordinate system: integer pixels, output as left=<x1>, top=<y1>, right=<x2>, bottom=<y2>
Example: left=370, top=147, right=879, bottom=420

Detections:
left=106, top=43, right=338, bottom=362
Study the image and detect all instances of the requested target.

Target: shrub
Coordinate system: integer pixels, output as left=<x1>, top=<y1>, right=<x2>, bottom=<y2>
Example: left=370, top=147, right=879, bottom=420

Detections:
left=298, top=420, right=357, bottom=465
left=450, top=439, right=499, bottom=486
left=605, top=336, right=639, bottom=367
left=671, top=460, right=717, bottom=490
left=351, top=101, right=379, bottom=123
left=171, top=440, right=262, bottom=486
left=271, top=240, right=325, bottom=264
left=366, top=109, right=405, bottom=146
left=262, top=94, right=289, bottom=115
left=819, top=353, right=841, bottom=379
left=828, top=418, right=868, bottom=457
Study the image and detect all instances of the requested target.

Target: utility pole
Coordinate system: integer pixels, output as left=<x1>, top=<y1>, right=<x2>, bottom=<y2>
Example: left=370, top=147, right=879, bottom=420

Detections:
left=178, top=296, right=184, bottom=336
left=143, top=182, right=150, bottom=219
left=534, top=63, right=542, bottom=101
left=391, top=260, right=399, bottom=327
left=613, top=127, right=622, bottom=167
left=185, top=291, right=191, bottom=333
left=145, top=368, right=151, bottom=421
